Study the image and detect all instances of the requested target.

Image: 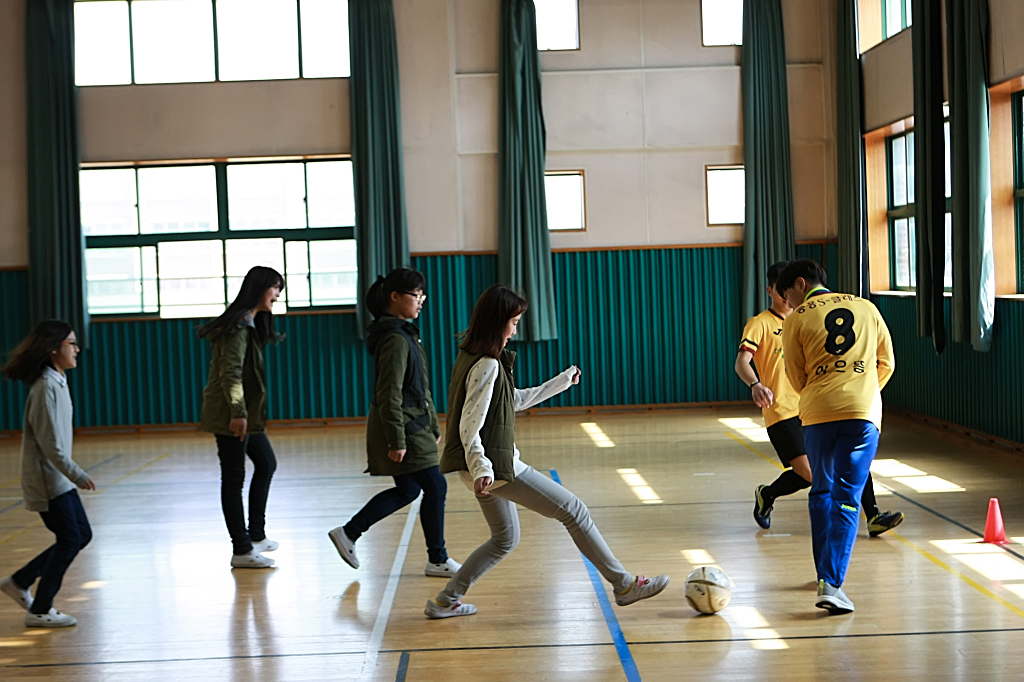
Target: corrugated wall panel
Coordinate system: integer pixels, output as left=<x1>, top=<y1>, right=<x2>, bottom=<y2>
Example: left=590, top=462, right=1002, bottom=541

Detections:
left=875, top=295, right=1024, bottom=444
left=0, top=270, right=30, bottom=428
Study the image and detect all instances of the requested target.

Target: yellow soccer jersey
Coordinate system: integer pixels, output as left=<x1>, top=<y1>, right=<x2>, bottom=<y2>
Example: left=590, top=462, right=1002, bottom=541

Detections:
left=781, top=288, right=895, bottom=430
left=739, top=309, right=800, bottom=427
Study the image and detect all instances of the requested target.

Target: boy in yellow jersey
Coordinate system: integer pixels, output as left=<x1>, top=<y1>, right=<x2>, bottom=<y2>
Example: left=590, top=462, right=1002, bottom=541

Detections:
left=737, top=262, right=902, bottom=536
left=779, top=260, right=895, bottom=615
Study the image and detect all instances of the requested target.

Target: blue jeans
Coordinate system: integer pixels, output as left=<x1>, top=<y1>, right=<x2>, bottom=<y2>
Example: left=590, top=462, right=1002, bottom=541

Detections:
left=344, top=466, right=449, bottom=564
left=804, top=419, right=880, bottom=587
left=13, top=489, right=92, bottom=614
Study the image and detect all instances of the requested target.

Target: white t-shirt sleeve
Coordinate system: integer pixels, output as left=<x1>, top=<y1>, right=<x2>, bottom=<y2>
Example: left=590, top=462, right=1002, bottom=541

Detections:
left=513, top=366, right=577, bottom=411
left=460, top=358, right=500, bottom=481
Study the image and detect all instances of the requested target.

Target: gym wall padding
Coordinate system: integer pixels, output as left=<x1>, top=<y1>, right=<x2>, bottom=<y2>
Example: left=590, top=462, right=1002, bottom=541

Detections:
left=4, top=245, right=1020, bottom=446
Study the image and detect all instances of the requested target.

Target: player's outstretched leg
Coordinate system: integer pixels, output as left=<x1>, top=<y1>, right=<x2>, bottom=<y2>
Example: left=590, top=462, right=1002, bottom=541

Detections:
left=861, top=474, right=904, bottom=537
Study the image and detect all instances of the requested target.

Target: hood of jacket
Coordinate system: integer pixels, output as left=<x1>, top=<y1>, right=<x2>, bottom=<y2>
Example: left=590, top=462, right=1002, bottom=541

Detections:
left=367, top=315, right=418, bottom=356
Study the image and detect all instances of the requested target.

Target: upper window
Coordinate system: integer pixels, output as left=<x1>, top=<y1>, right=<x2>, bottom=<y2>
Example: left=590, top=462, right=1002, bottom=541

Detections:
left=544, top=171, right=585, bottom=231
left=887, top=126, right=951, bottom=290
left=702, top=0, right=742, bottom=47
left=73, top=0, right=350, bottom=86
left=81, top=159, right=357, bottom=318
left=706, top=166, right=745, bottom=225
left=535, top=0, right=579, bottom=51
left=883, top=0, right=912, bottom=40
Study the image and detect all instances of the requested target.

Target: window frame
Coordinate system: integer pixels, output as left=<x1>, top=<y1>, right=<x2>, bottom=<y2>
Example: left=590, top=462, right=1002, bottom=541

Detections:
left=1013, top=90, right=1024, bottom=293
left=74, top=0, right=349, bottom=86
left=699, top=0, right=743, bottom=48
left=535, top=0, right=581, bottom=52
left=885, top=127, right=951, bottom=292
left=881, top=0, right=911, bottom=40
left=704, top=164, right=745, bottom=227
left=543, top=169, right=587, bottom=232
left=82, top=156, right=356, bottom=319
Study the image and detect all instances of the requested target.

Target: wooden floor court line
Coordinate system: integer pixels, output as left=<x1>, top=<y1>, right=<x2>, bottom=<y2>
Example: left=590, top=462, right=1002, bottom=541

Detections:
left=0, top=452, right=123, bottom=517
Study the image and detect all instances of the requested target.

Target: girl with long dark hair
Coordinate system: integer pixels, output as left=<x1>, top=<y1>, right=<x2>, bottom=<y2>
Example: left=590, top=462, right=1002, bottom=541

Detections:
left=1, top=321, right=96, bottom=628
left=198, top=266, right=284, bottom=569
left=425, top=285, right=670, bottom=618
left=328, top=269, right=461, bottom=577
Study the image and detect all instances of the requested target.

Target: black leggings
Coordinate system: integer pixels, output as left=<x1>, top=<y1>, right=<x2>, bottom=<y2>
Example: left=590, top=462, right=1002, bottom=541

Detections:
left=215, top=432, right=277, bottom=555
left=344, top=466, right=449, bottom=564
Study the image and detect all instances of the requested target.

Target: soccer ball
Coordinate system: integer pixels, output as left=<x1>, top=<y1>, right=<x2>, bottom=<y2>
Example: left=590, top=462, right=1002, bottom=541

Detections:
left=685, top=566, right=732, bottom=614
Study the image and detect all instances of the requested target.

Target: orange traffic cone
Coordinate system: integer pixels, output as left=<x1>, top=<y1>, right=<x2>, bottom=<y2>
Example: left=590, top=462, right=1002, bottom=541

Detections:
left=983, top=498, right=1008, bottom=545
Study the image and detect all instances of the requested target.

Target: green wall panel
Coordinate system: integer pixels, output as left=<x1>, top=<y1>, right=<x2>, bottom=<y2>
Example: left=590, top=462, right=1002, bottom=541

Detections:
left=0, top=270, right=31, bottom=429
left=874, top=295, right=1024, bottom=445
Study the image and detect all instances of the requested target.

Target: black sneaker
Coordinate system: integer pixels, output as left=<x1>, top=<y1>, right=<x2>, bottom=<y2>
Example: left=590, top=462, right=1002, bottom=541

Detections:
left=868, top=510, right=904, bottom=537
left=753, top=485, right=773, bottom=529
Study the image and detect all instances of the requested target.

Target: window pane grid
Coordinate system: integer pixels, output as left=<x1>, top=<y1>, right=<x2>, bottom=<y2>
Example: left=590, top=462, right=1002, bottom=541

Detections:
left=83, top=159, right=356, bottom=317
left=74, top=0, right=350, bottom=87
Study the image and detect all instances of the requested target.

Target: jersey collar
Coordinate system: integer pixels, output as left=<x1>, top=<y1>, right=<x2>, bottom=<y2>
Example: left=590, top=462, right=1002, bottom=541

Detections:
left=803, top=286, right=830, bottom=303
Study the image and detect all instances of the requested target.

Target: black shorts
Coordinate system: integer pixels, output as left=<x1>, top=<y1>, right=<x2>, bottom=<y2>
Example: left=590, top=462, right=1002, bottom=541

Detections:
left=766, top=417, right=807, bottom=468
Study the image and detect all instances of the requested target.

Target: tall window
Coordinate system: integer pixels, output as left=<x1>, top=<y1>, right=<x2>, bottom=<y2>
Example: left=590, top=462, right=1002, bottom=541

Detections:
left=883, top=0, right=912, bottom=40
left=73, top=0, right=350, bottom=86
left=701, top=0, right=742, bottom=47
left=887, top=126, right=951, bottom=290
left=1014, top=91, right=1024, bottom=292
left=535, top=0, right=579, bottom=51
left=706, top=166, right=745, bottom=225
left=544, top=171, right=585, bottom=231
left=81, top=159, right=356, bottom=318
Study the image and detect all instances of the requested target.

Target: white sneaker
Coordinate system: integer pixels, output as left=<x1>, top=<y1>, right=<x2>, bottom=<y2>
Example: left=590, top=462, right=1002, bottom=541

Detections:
left=328, top=526, right=359, bottom=569
left=230, top=550, right=275, bottom=569
left=25, top=608, right=76, bottom=628
left=425, top=558, right=462, bottom=578
left=615, top=574, right=671, bottom=606
left=424, top=599, right=477, bottom=619
left=252, top=538, right=279, bottom=553
left=0, top=575, right=32, bottom=611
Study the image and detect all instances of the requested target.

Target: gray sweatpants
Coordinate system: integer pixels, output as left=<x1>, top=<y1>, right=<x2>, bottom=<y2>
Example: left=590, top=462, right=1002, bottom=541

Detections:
left=436, top=465, right=633, bottom=605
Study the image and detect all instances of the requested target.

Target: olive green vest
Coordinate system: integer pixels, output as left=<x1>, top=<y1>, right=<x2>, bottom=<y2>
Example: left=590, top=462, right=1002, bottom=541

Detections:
left=440, top=350, right=517, bottom=482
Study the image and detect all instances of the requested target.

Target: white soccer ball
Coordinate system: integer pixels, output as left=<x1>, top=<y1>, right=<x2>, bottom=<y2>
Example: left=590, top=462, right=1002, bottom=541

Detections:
left=685, top=566, right=732, bottom=614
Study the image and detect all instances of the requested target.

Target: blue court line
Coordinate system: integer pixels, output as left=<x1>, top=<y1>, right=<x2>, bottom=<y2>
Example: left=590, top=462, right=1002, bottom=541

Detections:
left=549, top=469, right=641, bottom=682
left=0, top=453, right=123, bottom=517
left=394, top=651, right=410, bottom=682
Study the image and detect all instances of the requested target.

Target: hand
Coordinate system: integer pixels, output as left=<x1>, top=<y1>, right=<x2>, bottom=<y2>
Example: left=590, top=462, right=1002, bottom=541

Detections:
left=80, top=478, right=96, bottom=491
left=570, top=366, right=581, bottom=385
left=751, top=383, right=775, bottom=409
left=474, top=476, right=493, bottom=496
left=436, top=435, right=442, bottom=444
left=388, top=449, right=407, bottom=462
left=229, top=418, right=248, bottom=440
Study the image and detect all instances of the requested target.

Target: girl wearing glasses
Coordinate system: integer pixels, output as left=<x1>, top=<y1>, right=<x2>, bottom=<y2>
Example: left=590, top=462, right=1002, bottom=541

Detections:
left=425, top=285, right=669, bottom=618
left=198, top=266, right=284, bottom=569
left=1, top=321, right=96, bottom=628
left=329, top=268, right=461, bottom=578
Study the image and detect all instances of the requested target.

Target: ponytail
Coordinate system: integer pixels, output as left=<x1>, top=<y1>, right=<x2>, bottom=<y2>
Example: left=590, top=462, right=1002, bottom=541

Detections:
left=363, top=268, right=426, bottom=320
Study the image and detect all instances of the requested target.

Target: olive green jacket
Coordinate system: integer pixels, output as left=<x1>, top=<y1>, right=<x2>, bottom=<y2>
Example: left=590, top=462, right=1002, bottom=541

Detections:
left=200, top=317, right=268, bottom=436
left=440, top=350, right=517, bottom=483
left=365, top=316, right=441, bottom=476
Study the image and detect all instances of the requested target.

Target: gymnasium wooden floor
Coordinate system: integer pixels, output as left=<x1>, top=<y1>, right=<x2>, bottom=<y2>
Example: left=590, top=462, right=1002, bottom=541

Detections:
left=2, top=407, right=1024, bottom=681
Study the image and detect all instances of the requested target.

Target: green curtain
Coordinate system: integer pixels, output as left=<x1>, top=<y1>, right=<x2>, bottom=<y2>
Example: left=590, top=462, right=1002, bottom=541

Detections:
left=741, top=0, right=795, bottom=319
left=947, top=0, right=995, bottom=352
left=26, top=0, right=89, bottom=346
left=498, top=0, right=557, bottom=342
left=349, top=0, right=410, bottom=334
left=911, top=0, right=947, bottom=354
left=836, top=0, right=869, bottom=297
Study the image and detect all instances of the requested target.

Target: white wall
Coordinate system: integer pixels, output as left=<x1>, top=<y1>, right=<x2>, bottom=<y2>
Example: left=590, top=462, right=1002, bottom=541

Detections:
left=0, top=0, right=838, bottom=267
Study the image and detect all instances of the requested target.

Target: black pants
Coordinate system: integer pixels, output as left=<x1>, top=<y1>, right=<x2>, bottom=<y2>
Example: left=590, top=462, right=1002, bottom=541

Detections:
left=215, top=432, right=277, bottom=555
left=13, top=489, right=92, bottom=614
left=344, top=466, right=449, bottom=564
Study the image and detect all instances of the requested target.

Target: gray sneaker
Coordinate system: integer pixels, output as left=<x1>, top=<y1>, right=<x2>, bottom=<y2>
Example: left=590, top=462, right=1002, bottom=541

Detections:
left=815, top=579, right=855, bottom=614
left=424, top=599, right=477, bottom=619
left=328, top=526, right=359, bottom=569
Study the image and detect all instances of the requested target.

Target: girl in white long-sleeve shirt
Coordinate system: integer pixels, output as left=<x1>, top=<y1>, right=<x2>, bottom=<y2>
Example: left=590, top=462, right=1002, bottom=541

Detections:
left=1, top=321, right=95, bottom=628
left=427, top=285, right=670, bottom=619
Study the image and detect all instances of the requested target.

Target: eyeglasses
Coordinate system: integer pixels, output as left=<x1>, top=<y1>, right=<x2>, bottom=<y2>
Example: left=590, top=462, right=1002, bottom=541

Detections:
left=64, top=340, right=80, bottom=349
left=401, top=292, right=427, bottom=303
